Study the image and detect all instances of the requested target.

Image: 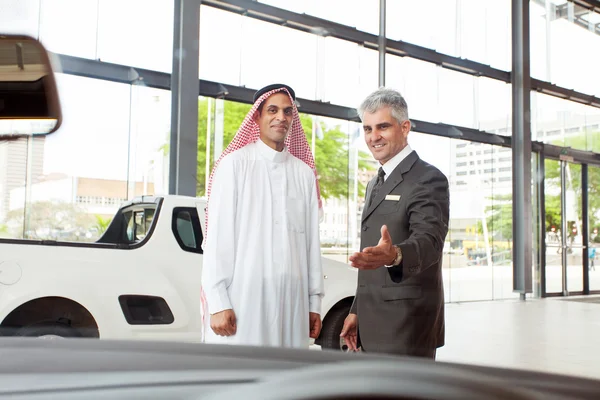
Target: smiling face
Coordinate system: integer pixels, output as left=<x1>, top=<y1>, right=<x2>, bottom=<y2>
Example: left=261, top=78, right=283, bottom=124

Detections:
left=362, top=106, right=411, bottom=165
left=255, top=92, right=294, bottom=152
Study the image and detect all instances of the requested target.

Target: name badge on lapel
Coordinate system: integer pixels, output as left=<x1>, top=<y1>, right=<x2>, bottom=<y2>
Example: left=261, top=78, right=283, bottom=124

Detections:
left=385, top=194, right=401, bottom=201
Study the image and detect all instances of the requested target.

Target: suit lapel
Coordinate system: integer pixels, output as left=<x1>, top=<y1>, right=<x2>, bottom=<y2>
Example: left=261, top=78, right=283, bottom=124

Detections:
left=362, top=151, right=419, bottom=223
left=361, top=178, right=376, bottom=221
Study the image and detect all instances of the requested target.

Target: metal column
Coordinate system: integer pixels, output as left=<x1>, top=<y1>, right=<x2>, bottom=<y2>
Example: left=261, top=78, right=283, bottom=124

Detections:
left=378, top=0, right=386, bottom=87
left=582, top=164, right=590, bottom=294
left=169, top=0, right=201, bottom=196
left=537, top=152, right=546, bottom=298
left=512, top=0, right=533, bottom=298
left=560, top=161, right=568, bottom=296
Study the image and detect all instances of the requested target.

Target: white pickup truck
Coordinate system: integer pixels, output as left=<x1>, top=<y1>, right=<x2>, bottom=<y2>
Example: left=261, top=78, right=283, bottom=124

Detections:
left=0, top=195, right=357, bottom=350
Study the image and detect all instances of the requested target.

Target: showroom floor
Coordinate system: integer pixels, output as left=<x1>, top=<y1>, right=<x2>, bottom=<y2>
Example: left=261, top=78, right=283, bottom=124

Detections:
left=436, top=295, right=600, bottom=380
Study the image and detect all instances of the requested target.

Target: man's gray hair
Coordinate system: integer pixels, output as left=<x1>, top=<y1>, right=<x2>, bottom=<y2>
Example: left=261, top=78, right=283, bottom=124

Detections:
left=358, top=87, right=409, bottom=124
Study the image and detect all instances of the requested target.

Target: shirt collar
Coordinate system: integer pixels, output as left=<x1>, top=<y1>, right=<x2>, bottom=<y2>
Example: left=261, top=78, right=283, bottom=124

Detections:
left=381, top=145, right=413, bottom=180
left=256, top=138, right=288, bottom=163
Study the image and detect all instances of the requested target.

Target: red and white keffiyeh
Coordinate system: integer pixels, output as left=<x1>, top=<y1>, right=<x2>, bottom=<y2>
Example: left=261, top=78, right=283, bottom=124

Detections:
left=200, top=87, right=322, bottom=340
left=204, top=86, right=322, bottom=238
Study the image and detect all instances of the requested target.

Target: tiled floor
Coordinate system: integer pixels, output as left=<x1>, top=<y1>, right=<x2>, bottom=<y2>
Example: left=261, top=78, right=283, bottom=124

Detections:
left=436, top=295, right=600, bottom=380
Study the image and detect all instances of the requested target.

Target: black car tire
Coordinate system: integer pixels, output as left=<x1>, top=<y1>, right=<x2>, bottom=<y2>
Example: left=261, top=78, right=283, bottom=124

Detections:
left=320, top=304, right=351, bottom=351
left=15, top=323, right=81, bottom=339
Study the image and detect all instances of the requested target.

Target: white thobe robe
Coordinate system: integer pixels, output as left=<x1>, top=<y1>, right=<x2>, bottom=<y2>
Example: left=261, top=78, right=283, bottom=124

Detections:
left=202, top=139, right=324, bottom=349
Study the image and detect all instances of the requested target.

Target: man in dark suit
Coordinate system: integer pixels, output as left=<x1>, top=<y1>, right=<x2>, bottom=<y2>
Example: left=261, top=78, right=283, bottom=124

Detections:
left=340, top=88, right=450, bottom=359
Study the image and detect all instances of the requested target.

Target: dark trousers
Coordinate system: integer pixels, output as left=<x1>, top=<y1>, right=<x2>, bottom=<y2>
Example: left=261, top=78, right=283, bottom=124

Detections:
left=357, top=332, right=437, bottom=360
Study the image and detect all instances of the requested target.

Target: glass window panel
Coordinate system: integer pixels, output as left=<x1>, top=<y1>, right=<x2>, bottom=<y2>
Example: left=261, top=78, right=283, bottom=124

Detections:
left=258, top=0, right=380, bottom=35
left=0, top=74, right=170, bottom=242
left=386, top=57, right=439, bottom=123
left=196, top=97, right=252, bottom=196
left=386, top=0, right=457, bottom=54
left=38, top=0, right=99, bottom=59
left=199, top=10, right=320, bottom=100
left=589, top=165, right=600, bottom=291
left=126, top=85, right=172, bottom=197
left=530, top=0, right=600, bottom=96
left=566, top=163, right=583, bottom=293
left=0, top=0, right=41, bottom=37
left=96, top=0, right=174, bottom=73
left=318, top=38, right=378, bottom=108
left=313, top=116, right=355, bottom=263
left=459, top=0, right=511, bottom=71
left=544, top=158, right=563, bottom=294
left=44, top=74, right=131, bottom=180
left=438, top=68, right=475, bottom=128
left=447, top=138, right=495, bottom=301
left=0, top=137, right=31, bottom=238
left=531, top=92, right=600, bottom=152
left=489, top=146, right=517, bottom=300
left=477, top=77, right=512, bottom=134
left=239, top=18, right=318, bottom=101
left=387, top=0, right=511, bottom=71
left=199, top=6, right=244, bottom=87
left=387, top=56, right=511, bottom=133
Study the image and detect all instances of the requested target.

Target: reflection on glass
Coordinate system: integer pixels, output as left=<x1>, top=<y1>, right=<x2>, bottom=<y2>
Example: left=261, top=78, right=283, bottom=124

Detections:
left=531, top=92, right=600, bottom=152
left=565, top=163, right=583, bottom=293
left=318, top=38, right=378, bottom=107
left=0, top=75, right=171, bottom=243
left=38, top=0, right=99, bottom=59
left=96, top=0, right=174, bottom=73
left=543, top=159, right=585, bottom=294
left=386, top=0, right=511, bottom=71
left=386, top=56, right=511, bottom=134
left=0, top=0, right=42, bottom=38
left=199, top=7, right=244, bottom=86
left=258, top=0, right=380, bottom=35
left=589, top=165, right=600, bottom=291
left=196, top=97, right=251, bottom=196
left=530, top=0, right=600, bottom=96
left=409, top=134, right=516, bottom=302
left=544, top=158, right=563, bottom=294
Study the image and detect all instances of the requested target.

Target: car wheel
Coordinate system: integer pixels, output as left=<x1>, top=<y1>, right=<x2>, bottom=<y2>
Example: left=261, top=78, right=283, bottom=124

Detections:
left=15, top=323, right=81, bottom=339
left=320, top=304, right=351, bottom=351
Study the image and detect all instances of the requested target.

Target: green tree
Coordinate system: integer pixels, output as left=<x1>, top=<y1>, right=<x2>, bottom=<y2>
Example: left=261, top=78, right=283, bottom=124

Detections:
left=195, top=99, right=374, bottom=199
left=0, top=224, right=8, bottom=238
left=476, top=131, right=600, bottom=242
left=544, top=132, right=600, bottom=235
left=477, top=194, right=514, bottom=240
left=94, top=215, right=112, bottom=235
left=196, top=99, right=250, bottom=195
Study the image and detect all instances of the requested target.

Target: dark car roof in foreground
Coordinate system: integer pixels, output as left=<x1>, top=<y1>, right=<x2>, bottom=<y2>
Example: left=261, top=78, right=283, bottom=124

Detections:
left=0, top=338, right=599, bottom=400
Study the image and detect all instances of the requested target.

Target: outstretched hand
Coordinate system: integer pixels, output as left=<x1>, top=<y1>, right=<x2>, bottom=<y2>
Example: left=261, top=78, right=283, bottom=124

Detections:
left=349, top=225, right=396, bottom=270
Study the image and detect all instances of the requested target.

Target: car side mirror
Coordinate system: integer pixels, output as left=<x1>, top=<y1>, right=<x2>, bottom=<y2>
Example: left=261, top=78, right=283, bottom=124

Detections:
left=0, top=34, right=62, bottom=139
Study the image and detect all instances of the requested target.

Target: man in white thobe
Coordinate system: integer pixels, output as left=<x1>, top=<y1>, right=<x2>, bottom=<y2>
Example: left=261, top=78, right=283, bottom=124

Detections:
left=201, top=84, right=324, bottom=349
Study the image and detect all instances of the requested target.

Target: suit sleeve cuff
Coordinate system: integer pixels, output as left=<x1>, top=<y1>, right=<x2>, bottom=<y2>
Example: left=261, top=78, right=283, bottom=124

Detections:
left=309, top=294, right=322, bottom=314
left=206, top=284, right=232, bottom=315
left=350, top=297, right=357, bottom=314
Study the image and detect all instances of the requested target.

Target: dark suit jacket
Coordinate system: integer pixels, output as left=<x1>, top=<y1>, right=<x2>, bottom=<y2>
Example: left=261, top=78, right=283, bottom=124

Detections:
left=350, top=151, right=450, bottom=357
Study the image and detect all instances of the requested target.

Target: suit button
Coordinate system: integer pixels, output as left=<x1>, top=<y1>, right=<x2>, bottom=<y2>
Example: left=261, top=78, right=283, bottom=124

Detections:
left=362, top=226, right=368, bottom=231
